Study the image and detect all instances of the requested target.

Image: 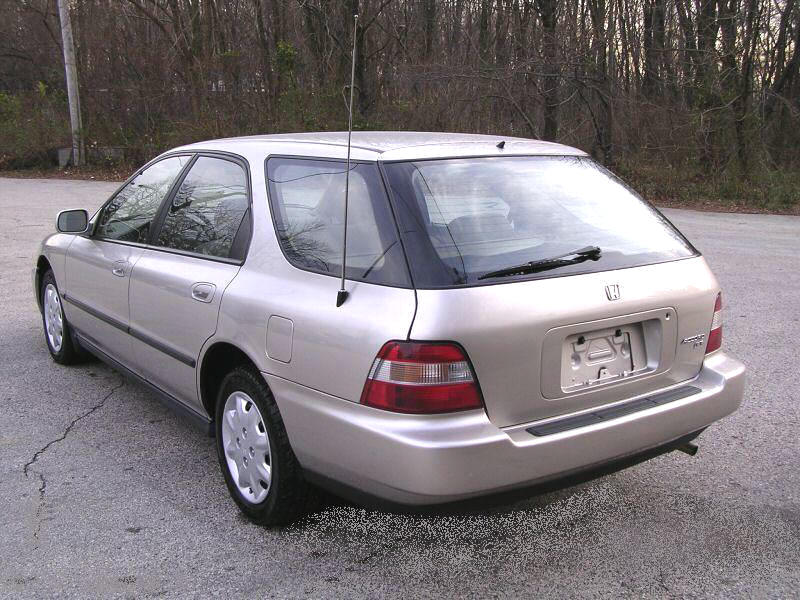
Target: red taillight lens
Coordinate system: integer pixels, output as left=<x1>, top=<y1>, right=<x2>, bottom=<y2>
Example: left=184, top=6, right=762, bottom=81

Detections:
left=705, top=292, right=723, bottom=354
left=360, top=341, right=484, bottom=414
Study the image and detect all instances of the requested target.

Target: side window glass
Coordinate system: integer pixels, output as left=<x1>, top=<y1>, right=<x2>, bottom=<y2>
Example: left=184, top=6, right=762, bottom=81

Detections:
left=266, top=158, right=410, bottom=287
left=156, top=157, right=249, bottom=259
left=96, top=156, right=190, bottom=243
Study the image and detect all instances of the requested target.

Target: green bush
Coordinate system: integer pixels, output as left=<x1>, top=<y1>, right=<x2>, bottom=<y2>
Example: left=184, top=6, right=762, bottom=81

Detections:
left=0, top=83, right=796, bottom=212
left=618, top=158, right=799, bottom=212
left=0, top=87, right=70, bottom=168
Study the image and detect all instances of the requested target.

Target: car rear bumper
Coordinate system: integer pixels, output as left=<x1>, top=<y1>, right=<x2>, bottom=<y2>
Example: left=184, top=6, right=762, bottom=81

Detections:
left=264, top=351, right=745, bottom=505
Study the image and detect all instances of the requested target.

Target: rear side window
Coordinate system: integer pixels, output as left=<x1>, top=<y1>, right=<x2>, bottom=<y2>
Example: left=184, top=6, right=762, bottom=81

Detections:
left=96, top=155, right=190, bottom=243
left=156, top=157, right=249, bottom=259
left=266, top=157, right=410, bottom=287
left=383, top=156, right=696, bottom=288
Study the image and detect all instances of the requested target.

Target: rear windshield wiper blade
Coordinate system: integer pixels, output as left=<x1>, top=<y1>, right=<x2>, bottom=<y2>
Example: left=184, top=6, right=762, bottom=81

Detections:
left=477, top=246, right=602, bottom=280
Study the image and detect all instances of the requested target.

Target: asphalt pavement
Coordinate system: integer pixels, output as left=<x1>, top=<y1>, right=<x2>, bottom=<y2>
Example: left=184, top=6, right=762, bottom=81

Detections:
left=0, top=177, right=798, bottom=599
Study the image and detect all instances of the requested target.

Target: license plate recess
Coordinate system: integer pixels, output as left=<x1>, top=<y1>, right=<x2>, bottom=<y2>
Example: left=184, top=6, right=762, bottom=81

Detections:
left=561, top=323, right=648, bottom=392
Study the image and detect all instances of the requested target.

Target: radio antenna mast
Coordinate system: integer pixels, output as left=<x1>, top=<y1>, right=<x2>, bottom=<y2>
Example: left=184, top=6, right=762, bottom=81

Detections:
left=337, top=13, right=359, bottom=308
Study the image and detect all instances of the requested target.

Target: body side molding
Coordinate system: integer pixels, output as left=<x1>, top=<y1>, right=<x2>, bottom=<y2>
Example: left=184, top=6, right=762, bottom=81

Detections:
left=64, top=293, right=197, bottom=368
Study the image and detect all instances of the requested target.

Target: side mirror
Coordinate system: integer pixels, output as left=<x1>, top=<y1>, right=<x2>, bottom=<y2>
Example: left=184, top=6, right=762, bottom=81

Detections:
left=56, top=209, right=89, bottom=233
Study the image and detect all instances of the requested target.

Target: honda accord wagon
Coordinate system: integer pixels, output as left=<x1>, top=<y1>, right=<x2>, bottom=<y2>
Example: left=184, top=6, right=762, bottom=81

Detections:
left=34, top=132, right=745, bottom=524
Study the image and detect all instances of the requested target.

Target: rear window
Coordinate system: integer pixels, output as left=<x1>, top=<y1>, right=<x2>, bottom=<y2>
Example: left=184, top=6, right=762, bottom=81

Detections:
left=383, top=156, right=696, bottom=288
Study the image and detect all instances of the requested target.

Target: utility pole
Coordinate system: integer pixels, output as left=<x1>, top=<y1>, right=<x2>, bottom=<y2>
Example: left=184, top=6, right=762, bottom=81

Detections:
left=56, top=0, right=84, bottom=166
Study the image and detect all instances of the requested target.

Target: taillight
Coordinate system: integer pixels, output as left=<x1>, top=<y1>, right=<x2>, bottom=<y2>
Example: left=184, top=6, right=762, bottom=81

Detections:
left=705, top=292, right=723, bottom=354
left=360, top=341, right=484, bottom=414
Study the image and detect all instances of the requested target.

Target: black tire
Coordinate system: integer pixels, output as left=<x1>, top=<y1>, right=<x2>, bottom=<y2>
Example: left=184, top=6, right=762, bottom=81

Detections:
left=40, top=270, right=86, bottom=365
left=214, top=366, right=312, bottom=525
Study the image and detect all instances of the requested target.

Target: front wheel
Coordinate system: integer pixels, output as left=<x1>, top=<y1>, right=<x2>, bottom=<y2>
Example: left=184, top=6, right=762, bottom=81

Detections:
left=40, top=270, right=85, bottom=365
left=215, top=366, right=312, bottom=525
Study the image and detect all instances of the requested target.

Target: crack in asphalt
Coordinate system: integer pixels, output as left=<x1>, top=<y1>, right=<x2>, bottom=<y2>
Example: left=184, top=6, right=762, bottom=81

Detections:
left=30, top=472, right=47, bottom=542
left=23, top=376, right=125, bottom=542
left=22, top=377, right=125, bottom=479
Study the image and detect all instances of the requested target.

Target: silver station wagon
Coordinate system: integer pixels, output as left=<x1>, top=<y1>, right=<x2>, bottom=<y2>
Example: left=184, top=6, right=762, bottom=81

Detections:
left=35, top=132, right=745, bottom=524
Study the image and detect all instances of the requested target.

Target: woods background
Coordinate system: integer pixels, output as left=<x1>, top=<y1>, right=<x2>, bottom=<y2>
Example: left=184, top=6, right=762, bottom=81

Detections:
left=1, top=0, right=799, bottom=209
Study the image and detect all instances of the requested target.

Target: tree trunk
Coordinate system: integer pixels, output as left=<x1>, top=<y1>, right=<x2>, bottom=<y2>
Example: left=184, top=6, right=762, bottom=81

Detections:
left=535, top=0, right=560, bottom=140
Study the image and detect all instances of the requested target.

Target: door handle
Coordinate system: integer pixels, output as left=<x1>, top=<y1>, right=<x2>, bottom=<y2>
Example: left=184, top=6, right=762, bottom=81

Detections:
left=111, top=261, right=127, bottom=277
left=191, top=282, right=216, bottom=303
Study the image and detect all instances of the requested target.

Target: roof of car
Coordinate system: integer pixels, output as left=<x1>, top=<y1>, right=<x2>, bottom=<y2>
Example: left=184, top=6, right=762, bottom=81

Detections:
left=174, top=131, right=587, bottom=162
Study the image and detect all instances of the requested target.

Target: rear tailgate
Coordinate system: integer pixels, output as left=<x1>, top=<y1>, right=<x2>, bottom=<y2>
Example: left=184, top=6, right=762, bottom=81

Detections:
left=409, top=256, right=719, bottom=428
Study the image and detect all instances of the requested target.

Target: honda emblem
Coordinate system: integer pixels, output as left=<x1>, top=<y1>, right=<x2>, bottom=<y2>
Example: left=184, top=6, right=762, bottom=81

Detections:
left=605, top=284, right=620, bottom=301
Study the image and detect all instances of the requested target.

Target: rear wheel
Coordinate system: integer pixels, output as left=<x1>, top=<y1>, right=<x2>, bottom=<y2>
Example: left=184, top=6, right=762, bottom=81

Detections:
left=40, top=270, right=84, bottom=365
left=215, top=366, right=312, bottom=525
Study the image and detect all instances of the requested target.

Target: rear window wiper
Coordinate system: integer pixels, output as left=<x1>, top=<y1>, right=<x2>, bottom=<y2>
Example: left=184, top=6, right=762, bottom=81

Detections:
left=477, top=246, right=602, bottom=280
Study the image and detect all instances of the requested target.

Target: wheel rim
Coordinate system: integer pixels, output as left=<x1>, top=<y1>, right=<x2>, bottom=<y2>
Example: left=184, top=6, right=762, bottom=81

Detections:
left=221, top=391, right=272, bottom=504
left=43, top=283, right=64, bottom=352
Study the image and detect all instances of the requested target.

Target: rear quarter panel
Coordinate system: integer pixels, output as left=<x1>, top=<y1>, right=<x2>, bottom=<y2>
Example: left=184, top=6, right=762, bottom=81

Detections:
left=209, top=147, right=417, bottom=409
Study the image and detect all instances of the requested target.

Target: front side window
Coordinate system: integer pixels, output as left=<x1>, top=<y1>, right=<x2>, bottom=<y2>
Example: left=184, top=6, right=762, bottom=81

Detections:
left=383, top=156, right=696, bottom=287
left=156, top=157, right=249, bottom=259
left=266, top=157, right=410, bottom=287
left=95, top=155, right=190, bottom=243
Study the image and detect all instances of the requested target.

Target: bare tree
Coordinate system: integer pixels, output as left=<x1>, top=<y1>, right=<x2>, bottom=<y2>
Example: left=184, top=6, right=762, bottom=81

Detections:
left=0, top=0, right=798, bottom=195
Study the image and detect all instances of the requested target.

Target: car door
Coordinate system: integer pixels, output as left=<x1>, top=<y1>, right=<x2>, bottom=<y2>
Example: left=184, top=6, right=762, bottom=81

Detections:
left=63, top=154, right=193, bottom=363
left=127, top=154, right=251, bottom=412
